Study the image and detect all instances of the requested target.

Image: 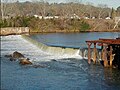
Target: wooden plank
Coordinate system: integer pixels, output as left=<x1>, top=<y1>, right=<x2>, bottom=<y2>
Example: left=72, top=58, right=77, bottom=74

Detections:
left=86, top=39, right=120, bottom=45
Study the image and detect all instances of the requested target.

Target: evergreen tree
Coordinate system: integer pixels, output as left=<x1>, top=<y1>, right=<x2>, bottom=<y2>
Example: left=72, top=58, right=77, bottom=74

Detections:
left=111, top=7, right=116, bottom=19
left=116, top=6, right=120, bottom=16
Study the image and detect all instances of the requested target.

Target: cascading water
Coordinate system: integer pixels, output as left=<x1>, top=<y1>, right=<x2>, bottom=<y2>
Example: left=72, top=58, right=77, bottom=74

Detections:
left=22, top=35, right=103, bottom=62
left=22, top=35, right=82, bottom=57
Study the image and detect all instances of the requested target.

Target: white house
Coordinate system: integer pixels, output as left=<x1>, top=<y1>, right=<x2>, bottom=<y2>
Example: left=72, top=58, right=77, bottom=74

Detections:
left=38, top=16, right=43, bottom=19
left=43, top=16, right=54, bottom=19
left=105, top=17, right=111, bottom=19
left=92, top=17, right=95, bottom=19
left=34, top=15, right=39, bottom=18
left=54, top=16, right=59, bottom=19
left=84, top=17, right=89, bottom=19
left=34, top=15, right=43, bottom=19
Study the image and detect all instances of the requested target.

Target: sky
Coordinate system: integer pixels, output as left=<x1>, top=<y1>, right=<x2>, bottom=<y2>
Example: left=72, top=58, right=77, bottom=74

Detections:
left=11, top=0, right=120, bottom=9
left=83, top=0, right=120, bottom=9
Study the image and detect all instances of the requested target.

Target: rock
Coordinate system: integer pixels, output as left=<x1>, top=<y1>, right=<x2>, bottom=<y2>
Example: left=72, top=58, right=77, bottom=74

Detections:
left=4, top=54, right=12, bottom=58
left=19, top=58, right=32, bottom=65
left=10, top=57, right=16, bottom=61
left=12, top=51, right=24, bottom=58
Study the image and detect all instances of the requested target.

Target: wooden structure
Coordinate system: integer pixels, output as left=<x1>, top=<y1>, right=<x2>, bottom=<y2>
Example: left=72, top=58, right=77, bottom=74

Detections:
left=86, top=38, right=120, bottom=68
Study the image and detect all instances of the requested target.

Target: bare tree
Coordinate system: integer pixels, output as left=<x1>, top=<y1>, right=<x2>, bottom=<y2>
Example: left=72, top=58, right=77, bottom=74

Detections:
left=1, top=0, right=19, bottom=19
left=85, top=2, right=94, bottom=18
left=97, top=4, right=108, bottom=19
left=0, top=0, right=2, bottom=20
left=1, top=0, right=9, bottom=19
left=31, top=0, right=47, bottom=16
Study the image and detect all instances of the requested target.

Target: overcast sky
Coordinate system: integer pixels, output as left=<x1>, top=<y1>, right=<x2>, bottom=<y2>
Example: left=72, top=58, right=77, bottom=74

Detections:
left=14, top=0, right=120, bottom=9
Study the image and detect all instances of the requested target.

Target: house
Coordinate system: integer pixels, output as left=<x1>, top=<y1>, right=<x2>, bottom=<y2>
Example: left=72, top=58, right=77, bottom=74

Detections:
left=54, top=16, right=59, bottom=19
left=105, top=17, right=111, bottom=19
left=92, top=17, right=95, bottom=19
left=43, top=16, right=54, bottom=19
left=84, top=17, right=89, bottom=19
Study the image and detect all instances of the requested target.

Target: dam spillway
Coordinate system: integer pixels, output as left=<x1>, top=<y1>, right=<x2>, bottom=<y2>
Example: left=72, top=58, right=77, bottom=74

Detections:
left=22, top=35, right=80, bottom=56
left=22, top=35, right=102, bottom=61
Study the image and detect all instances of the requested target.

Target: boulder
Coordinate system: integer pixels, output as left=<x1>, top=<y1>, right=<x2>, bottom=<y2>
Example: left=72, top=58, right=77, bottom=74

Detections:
left=19, top=58, right=32, bottom=65
left=10, top=57, right=16, bottom=61
left=12, top=51, right=24, bottom=58
left=4, top=54, right=12, bottom=58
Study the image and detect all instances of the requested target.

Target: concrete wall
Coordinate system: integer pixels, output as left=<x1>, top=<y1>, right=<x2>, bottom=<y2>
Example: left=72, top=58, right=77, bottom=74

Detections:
left=0, top=27, right=30, bottom=36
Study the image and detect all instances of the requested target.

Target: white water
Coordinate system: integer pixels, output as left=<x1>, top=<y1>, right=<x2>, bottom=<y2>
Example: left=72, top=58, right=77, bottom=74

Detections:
left=1, top=35, right=82, bottom=63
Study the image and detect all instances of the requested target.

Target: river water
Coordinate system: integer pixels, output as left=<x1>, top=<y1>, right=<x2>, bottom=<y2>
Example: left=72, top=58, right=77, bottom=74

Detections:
left=30, top=32, right=119, bottom=48
left=1, top=32, right=120, bottom=90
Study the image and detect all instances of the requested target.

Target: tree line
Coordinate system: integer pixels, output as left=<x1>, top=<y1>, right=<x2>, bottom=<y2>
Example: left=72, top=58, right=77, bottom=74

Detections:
left=1, top=1, right=120, bottom=19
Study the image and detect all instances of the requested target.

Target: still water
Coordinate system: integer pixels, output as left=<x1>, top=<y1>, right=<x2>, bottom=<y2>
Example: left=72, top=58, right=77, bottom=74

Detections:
left=30, top=32, right=119, bottom=48
left=1, top=32, right=120, bottom=90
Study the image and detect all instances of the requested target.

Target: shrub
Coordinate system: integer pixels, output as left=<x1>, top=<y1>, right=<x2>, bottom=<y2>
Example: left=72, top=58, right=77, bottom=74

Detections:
left=80, top=21, right=90, bottom=31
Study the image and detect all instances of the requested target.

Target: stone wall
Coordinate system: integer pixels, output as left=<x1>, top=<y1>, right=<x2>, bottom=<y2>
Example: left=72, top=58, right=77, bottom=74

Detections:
left=0, top=27, right=30, bottom=36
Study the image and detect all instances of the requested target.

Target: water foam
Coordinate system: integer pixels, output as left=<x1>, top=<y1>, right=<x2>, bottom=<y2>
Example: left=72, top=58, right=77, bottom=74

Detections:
left=22, top=35, right=82, bottom=59
left=1, top=35, right=82, bottom=63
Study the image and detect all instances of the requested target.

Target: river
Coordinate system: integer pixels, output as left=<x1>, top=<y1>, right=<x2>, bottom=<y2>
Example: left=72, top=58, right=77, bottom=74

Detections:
left=1, top=32, right=120, bottom=90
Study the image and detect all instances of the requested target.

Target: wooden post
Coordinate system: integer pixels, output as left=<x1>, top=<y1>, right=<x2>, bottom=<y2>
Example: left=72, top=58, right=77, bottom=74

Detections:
left=87, top=42, right=92, bottom=64
left=101, top=45, right=104, bottom=60
left=110, top=46, right=113, bottom=67
left=93, top=43, right=97, bottom=64
left=103, top=44, right=108, bottom=67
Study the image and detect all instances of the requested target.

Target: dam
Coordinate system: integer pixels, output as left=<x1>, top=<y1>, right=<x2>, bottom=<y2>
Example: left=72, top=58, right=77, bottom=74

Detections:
left=22, top=35, right=103, bottom=61
left=0, top=27, right=30, bottom=36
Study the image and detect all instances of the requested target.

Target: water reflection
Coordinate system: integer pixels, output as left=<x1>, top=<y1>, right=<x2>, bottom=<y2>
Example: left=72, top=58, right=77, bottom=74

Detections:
left=104, top=68, right=120, bottom=86
left=30, top=32, right=118, bottom=48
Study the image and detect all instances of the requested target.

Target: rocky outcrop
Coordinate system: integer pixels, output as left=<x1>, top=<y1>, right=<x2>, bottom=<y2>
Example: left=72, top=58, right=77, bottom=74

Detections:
left=12, top=51, right=25, bottom=58
left=5, top=51, right=25, bottom=61
left=4, top=51, right=47, bottom=68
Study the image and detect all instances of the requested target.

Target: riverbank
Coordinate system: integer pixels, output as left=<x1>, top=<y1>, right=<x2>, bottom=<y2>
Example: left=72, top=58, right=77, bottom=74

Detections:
left=1, top=16, right=120, bottom=36
left=1, top=27, right=120, bottom=36
left=29, top=29, right=120, bottom=33
left=0, top=27, right=30, bottom=36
